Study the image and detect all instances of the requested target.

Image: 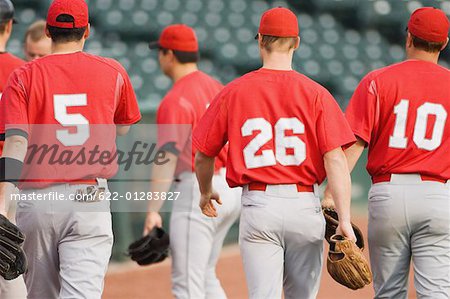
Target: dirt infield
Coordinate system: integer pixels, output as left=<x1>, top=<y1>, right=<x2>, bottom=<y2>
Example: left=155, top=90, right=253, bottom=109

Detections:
left=103, top=216, right=417, bottom=299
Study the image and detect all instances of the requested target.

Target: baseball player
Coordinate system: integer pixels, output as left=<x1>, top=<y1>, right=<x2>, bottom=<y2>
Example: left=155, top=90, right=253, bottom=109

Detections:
left=324, top=7, right=450, bottom=299
left=143, top=24, right=241, bottom=299
left=0, top=1, right=27, bottom=298
left=23, top=20, right=52, bottom=61
left=193, top=7, right=357, bottom=299
left=0, top=0, right=141, bottom=298
left=0, top=0, right=25, bottom=154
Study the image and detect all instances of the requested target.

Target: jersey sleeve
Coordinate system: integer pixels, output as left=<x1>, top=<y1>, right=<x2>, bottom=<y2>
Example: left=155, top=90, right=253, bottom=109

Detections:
left=113, top=68, right=142, bottom=125
left=316, top=90, right=356, bottom=154
left=192, top=90, right=229, bottom=157
left=345, top=74, right=378, bottom=145
left=156, top=96, right=193, bottom=155
left=1, top=70, right=30, bottom=135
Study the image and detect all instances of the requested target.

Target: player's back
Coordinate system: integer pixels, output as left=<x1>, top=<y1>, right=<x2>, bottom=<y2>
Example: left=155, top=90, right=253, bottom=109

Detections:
left=347, top=60, right=450, bottom=179
left=163, top=71, right=223, bottom=125
left=209, top=68, right=353, bottom=187
left=2, top=52, right=141, bottom=188
left=9, top=52, right=137, bottom=125
left=157, top=70, right=226, bottom=174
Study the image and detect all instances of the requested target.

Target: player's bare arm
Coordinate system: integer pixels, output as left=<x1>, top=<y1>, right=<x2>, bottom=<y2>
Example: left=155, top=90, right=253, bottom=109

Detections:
left=143, top=151, right=178, bottom=235
left=323, top=147, right=356, bottom=242
left=116, top=125, right=131, bottom=136
left=323, top=137, right=366, bottom=208
left=195, top=151, right=221, bottom=218
left=0, top=134, right=28, bottom=216
left=342, top=138, right=366, bottom=173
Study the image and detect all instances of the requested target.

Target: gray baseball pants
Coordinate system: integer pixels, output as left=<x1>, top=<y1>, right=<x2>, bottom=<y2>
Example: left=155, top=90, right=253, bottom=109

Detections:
left=15, top=183, right=113, bottom=299
left=170, top=170, right=241, bottom=299
left=368, top=174, right=450, bottom=299
left=239, top=184, right=324, bottom=299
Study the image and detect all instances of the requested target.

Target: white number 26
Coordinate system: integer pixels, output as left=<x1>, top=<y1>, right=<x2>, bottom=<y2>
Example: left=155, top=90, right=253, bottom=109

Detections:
left=241, top=117, right=306, bottom=169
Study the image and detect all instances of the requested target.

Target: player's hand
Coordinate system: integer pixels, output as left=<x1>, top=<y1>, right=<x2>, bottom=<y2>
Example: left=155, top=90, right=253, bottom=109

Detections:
left=143, top=211, right=162, bottom=236
left=199, top=191, right=222, bottom=218
left=321, top=186, right=335, bottom=209
left=337, top=221, right=357, bottom=243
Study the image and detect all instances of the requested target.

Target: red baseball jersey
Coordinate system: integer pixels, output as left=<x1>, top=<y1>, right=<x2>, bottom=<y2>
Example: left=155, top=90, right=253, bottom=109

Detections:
left=156, top=70, right=227, bottom=175
left=0, top=52, right=25, bottom=93
left=193, top=68, right=355, bottom=187
left=2, top=52, right=141, bottom=189
left=0, top=52, right=26, bottom=153
left=346, top=60, right=450, bottom=180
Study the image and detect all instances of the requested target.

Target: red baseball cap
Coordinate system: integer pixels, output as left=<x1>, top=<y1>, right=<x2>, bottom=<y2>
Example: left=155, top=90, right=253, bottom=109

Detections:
left=47, top=0, right=89, bottom=29
left=257, top=7, right=299, bottom=38
left=149, top=24, right=199, bottom=52
left=408, top=7, right=449, bottom=43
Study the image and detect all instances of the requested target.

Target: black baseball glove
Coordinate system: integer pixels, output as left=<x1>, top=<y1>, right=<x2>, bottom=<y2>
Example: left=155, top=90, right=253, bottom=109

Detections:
left=127, top=227, right=170, bottom=266
left=0, top=214, right=27, bottom=280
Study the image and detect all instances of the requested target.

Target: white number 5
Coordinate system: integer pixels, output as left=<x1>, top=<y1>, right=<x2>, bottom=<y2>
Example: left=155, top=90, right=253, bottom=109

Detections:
left=54, top=94, right=90, bottom=146
left=242, top=117, right=306, bottom=169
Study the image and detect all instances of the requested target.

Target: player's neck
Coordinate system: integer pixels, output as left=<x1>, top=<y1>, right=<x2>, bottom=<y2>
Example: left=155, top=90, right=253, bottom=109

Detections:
left=262, top=52, right=294, bottom=71
left=407, top=50, right=440, bottom=64
left=171, top=64, right=198, bottom=83
left=0, top=37, right=8, bottom=52
left=51, top=41, right=85, bottom=55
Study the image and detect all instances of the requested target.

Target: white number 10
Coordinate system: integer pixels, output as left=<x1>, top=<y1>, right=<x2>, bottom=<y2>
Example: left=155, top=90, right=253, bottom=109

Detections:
left=242, top=117, right=306, bottom=169
left=389, top=99, right=447, bottom=151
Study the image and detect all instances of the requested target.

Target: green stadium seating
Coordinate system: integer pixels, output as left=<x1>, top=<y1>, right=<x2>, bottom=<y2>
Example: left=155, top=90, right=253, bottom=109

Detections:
left=6, top=0, right=449, bottom=110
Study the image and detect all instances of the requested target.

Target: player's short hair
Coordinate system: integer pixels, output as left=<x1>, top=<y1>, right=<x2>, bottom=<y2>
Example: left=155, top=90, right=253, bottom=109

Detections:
left=160, top=47, right=199, bottom=63
left=24, top=20, right=47, bottom=43
left=260, top=35, right=298, bottom=53
left=0, top=20, right=10, bottom=34
left=410, top=33, right=446, bottom=53
left=47, top=14, right=86, bottom=43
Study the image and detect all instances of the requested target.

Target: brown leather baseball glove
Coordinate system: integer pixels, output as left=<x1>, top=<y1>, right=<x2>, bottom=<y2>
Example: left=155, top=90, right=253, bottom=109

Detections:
left=323, top=207, right=365, bottom=250
left=327, top=234, right=372, bottom=290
